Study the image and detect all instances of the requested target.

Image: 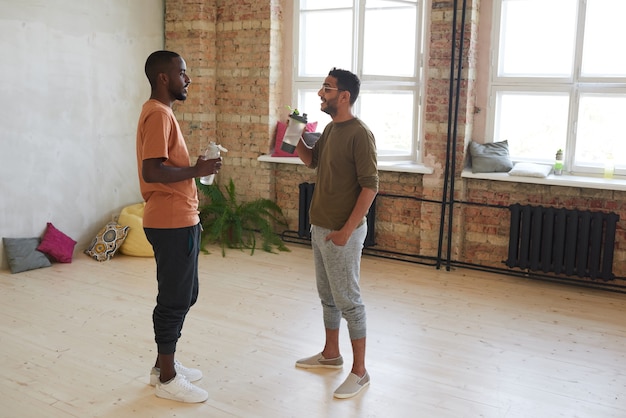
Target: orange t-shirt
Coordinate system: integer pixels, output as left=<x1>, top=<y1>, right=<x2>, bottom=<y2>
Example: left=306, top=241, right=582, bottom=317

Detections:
left=136, top=99, right=199, bottom=228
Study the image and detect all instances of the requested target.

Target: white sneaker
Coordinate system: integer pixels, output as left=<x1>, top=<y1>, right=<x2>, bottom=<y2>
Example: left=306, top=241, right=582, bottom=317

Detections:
left=150, top=359, right=203, bottom=386
left=155, top=373, right=209, bottom=403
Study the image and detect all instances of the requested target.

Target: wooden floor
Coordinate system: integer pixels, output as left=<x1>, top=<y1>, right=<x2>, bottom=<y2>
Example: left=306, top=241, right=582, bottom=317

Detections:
left=1, top=243, right=625, bottom=418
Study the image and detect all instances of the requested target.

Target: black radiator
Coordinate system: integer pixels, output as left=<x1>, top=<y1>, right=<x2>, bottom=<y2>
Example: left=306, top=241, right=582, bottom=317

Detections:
left=505, top=204, right=619, bottom=280
left=298, top=182, right=376, bottom=247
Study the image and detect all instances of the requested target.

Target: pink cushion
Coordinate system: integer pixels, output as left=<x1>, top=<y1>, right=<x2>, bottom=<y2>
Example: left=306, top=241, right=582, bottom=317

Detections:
left=272, top=120, right=318, bottom=157
left=37, top=222, right=77, bottom=263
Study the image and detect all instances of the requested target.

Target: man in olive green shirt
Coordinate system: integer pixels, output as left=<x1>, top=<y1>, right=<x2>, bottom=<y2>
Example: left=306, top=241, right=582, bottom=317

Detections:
left=295, top=68, right=378, bottom=399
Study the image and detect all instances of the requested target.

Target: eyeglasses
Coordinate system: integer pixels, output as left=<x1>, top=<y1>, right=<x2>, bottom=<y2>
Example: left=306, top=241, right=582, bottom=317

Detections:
left=320, top=85, right=345, bottom=93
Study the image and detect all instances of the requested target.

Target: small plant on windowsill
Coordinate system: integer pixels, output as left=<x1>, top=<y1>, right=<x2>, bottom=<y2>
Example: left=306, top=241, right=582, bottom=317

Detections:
left=196, top=178, right=290, bottom=256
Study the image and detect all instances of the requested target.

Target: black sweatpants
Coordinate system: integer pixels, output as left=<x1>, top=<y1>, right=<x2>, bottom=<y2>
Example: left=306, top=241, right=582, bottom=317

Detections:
left=144, top=223, right=201, bottom=355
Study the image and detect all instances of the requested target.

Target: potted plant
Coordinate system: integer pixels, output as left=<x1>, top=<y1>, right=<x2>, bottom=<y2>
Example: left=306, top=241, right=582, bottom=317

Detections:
left=196, top=178, right=290, bottom=256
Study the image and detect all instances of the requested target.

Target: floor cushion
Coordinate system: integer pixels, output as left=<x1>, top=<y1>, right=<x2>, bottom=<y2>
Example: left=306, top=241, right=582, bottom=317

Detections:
left=84, top=222, right=129, bottom=262
left=37, top=222, right=77, bottom=263
left=3, top=237, right=52, bottom=273
left=118, top=202, right=153, bottom=257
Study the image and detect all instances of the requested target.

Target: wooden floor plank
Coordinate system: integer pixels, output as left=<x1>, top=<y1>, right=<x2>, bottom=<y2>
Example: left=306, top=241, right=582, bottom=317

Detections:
left=0, top=243, right=625, bottom=417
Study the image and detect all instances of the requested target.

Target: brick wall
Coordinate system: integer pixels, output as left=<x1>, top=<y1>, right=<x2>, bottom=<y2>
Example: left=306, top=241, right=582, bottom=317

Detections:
left=165, top=1, right=218, bottom=158
left=164, top=0, right=626, bottom=287
left=165, top=0, right=278, bottom=201
left=459, top=180, right=626, bottom=273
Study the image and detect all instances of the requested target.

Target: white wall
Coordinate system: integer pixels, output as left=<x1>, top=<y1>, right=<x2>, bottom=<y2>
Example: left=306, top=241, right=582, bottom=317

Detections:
left=0, top=0, right=164, bottom=268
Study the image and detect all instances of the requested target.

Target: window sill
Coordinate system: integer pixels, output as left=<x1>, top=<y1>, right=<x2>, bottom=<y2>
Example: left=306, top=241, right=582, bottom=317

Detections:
left=257, top=155, right=304, bottom=165
left=461, top=168, right=626, bottom=192
left=257, top=155, right=433, bottom=174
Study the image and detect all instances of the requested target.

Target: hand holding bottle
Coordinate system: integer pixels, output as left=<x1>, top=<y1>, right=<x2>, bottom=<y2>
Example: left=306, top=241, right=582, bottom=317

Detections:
left=199, top=142, right=227, bottom=185
left=281, top=109, right=308, bottom=154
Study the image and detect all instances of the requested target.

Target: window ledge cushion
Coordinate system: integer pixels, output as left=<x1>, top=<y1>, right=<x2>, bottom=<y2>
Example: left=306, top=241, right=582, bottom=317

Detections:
left=508, top=162, right=552, bottom=178
left=468, top=140, right=513, bottom=173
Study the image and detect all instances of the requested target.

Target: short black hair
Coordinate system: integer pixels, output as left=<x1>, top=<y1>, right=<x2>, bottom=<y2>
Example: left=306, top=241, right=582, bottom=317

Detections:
left=144, top=50, right=180, bottom=88
left=328, top=68, right=360, bottom=105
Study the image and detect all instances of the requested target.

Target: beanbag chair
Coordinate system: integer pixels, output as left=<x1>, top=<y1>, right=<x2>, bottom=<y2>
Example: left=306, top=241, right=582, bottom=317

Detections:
left=118, top=202, right=153, bottom=257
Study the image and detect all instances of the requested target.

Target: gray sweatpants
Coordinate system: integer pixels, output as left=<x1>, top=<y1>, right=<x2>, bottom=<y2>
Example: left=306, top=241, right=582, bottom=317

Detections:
left=311, top=223, right=367, bottom=340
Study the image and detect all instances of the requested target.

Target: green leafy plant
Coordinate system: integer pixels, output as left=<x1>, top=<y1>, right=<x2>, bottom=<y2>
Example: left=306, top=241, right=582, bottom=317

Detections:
left=196, top=178, right=290, bottom=256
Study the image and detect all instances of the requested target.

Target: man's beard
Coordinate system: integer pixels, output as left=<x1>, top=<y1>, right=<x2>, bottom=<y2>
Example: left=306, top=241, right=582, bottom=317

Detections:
left=322, top=101, right=337, bottom=117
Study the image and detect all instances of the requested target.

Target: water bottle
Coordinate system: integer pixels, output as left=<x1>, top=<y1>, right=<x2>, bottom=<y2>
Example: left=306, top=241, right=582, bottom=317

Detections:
left=200, top=141, right=227, bottom=185
left=280, top=111, right=308, bottom=154
left=604, top=153, right=614, bottom=179
left=554, top=149, right=563, bottom=175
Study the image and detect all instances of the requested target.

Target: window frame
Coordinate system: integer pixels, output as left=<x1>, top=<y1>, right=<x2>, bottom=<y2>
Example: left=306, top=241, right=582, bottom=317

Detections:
left=292, top=0, right=426, bottom=163
left=486, top=0, right=626, bottom=177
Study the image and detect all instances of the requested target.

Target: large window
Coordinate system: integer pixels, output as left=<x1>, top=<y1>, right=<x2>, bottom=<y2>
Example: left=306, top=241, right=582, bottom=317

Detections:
left=294, top=0, right=425, bottom=161
left=489, top=0, right=626, bottom=176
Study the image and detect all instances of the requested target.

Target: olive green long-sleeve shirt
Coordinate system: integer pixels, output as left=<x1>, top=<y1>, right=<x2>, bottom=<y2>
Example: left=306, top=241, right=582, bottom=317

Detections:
left=309, top=117, right=379, bottom=231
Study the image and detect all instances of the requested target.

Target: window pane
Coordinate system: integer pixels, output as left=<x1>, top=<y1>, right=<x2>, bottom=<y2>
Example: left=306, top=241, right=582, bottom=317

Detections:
left=295, top=0, right=423, bottom=161
left=494, top=92, right=569, bottom=160
left=581, top=0, right=626, bottom=77
left=363, top=1, right=417, bottom=76
left=301, top=0, right=352, bottom=10
left=299, top=10, right=353, bottom=76
left=498, top=0, right=577, bottom=77
left=575, top=94, right=626, bottom=165
left=359, top=91, right=414, bottom=156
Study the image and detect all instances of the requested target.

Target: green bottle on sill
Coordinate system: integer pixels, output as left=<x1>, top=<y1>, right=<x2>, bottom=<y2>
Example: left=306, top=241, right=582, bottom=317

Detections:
left=554, top=149, right=563, bottom=176
left=604, top=153, right=614, bottom=179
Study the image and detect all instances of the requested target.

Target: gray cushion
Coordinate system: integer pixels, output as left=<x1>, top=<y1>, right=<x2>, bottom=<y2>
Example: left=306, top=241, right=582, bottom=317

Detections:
left=469, top=140, right=513, bottom=173
left=3, top=237, right=52, bottom=274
